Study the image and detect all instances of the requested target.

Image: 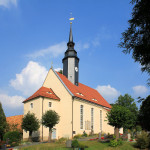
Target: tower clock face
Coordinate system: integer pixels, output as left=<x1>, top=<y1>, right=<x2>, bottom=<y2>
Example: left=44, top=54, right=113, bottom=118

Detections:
left=75, top=67, right=78, bottom=72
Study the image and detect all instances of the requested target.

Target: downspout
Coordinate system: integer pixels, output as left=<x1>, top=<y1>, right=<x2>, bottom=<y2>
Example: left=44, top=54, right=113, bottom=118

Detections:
left=42, top=97, right=44, bottom=141
left=72, top=96, right=74, bottom=139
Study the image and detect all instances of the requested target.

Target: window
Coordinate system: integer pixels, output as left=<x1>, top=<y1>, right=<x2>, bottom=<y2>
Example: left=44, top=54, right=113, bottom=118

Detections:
left=91, top=108, right=94, bottom=130
left=100, top=110, right=102, bottom=131
left=85, top=120, right=91, bottom=130
left=49, top=102, right=52, bottom=107
left=80, top=105, right=83, bottom=129
left=47, top=91, right=52, bottom=94
left=76, top=93, right=84, bottom=96
left=92, top=98, right=97, bottom=101
left=30, top=103, right=33, bottom=109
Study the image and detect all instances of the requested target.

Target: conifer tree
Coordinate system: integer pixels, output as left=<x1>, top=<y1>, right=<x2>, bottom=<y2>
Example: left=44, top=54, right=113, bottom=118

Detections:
left=0, top=102, right=7, bottom=141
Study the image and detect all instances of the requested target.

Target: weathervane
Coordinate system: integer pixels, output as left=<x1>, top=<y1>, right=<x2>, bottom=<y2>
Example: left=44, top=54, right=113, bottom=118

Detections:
left=69, top=12, right=74, bottom=24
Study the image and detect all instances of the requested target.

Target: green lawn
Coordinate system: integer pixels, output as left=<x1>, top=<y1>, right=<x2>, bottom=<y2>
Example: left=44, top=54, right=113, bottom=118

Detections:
left=19, top=141, right=139, bottom=150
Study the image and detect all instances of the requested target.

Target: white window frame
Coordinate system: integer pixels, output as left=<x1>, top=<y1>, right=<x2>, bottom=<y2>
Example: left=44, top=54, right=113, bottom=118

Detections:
left=100, top=110, right=102, bottom=131
left=49, top=102, right=52, bottom=107
left=80, top=105, right=84, bottom=129
left=91, top=108, right=94, bottom=130
left=30, top=103, right=33, bottom=109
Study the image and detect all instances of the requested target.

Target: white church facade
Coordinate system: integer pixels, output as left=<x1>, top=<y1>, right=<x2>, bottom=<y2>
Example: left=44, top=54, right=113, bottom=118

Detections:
left=23, top=24, right=114, bottom=141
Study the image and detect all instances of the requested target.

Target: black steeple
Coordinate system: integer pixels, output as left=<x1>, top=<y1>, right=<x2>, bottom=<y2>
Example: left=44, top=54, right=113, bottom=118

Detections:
left=62, top=23, right=79, bottom=86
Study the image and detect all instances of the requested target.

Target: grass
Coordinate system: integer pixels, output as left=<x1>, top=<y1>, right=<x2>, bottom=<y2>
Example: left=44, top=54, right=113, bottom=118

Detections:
left=19, top=140, right=139, bottom=150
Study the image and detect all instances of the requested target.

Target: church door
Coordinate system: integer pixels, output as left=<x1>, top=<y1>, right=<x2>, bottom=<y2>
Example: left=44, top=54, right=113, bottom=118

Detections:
left=52, top=128, right=56, bottom=139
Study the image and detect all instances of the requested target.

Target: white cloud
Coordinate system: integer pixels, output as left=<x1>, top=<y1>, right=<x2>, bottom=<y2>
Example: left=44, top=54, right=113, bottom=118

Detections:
left=10, top=61, right=48, bottom=96
left=76, top=42, right=90, bottom=51
left=0, top=0, right=17, bottom=8
left=132, top=85, right=149, bottom=96
left=54, top=68, right=62, bottom=72
left=96, top=85, right=120, bottom=103
left=0, top=94, right=24, bottom=108
left=27, top=42, right=66, bottom=59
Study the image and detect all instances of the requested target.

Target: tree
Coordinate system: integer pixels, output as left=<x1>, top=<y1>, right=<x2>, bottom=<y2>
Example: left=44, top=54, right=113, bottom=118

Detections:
left=0, top=102, right=7, bottom=141
left=58, top=70, right=63, bottom=74
left=119, top=0, right=150, bottom=84
left=22, top=112, right=40, bottom=141
left=115, top=94, right=138, bottom=129
left=107, top=105, right=134, bottom=139
left=138, top=95, right=150, bottom=131
left=41, top=110, right=60, bottom=142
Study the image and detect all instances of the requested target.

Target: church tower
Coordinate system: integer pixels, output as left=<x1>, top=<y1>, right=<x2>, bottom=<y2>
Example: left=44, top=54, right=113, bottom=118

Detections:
left=62, top=23, right=79, bottom=86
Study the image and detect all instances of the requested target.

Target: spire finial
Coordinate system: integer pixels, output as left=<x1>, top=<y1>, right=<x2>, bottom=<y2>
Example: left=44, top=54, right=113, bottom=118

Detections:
left=51, top=61, right=53, bottom=68
left=69, top=13, right=74, bottom=42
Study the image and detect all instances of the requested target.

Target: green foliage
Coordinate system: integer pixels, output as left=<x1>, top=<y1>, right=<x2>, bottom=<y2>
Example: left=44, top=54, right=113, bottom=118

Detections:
left=119, top=0, right=150, bottom=84
left=3, top=131, right=21, bottom=146
left=109, top=138, right=123, bottom=147
left=0, top=102, right=7, bottom=140
left=136, top=131, right=150, bottom=149
left=73, top=134, right=82, bottom=139
left=117, top=138, right=123, bottom=145
left=82, top=131, right=88, bottom=137
left=56, top=137, right=67, bottom=143
left=22, top=112, right=40, bottom=135
left=109, top=139, right=118, bottom=147
left=58, top=70, right=63, bottom=74
left=115, top=94, right=138, bottom=129
left=135, top=125, right=142, bottom=132
left=107, top=105, right=133, bottom=129
left=139, top=95, right=150, bottom=131
left=72, top=140, right=79, bottom=148
left=42, top=110, right=60, bottom=130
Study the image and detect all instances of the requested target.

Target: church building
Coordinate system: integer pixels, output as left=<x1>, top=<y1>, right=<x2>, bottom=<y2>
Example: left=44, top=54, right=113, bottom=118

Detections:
left=23, top=23, right=114, bottom=141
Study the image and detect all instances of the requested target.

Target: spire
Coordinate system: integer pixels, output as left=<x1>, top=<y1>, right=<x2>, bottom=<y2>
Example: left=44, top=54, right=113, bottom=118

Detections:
left=69, top=22, right=73, bottom=42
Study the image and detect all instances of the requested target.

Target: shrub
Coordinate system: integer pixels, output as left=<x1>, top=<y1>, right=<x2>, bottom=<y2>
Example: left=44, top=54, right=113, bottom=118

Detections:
left=82, top=131, right=88, bottom=137
left=57, top=137, right=67, bottom=143
left=73, top=134, right=82, bottom=139
left=72, top=140, right=79, bottom=148
left=3, top=131, right=21, bottom=146
left=136, top=131, right=149, bottom=149
left=117, top=138, right=123, bottom=145
left=109, top=139, right=118, bottom=147
left=0, top=141, right=5, bottom=149
left=109, top=138, right=123, bottom=147
left=31, top=136, right=40, bottom=142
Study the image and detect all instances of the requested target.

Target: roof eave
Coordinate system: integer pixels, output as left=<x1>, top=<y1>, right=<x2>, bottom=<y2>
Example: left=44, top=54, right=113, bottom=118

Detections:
left=52, top=68, right=74, bottom=97
left=74, top=96, right=111, bottom=109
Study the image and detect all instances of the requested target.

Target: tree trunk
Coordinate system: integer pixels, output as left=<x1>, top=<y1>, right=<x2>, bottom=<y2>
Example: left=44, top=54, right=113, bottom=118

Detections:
left=114, top=127, right=119, bottom=139
left=29, top=131, right=32, bottom=142
left=48, top=128, right=52, bottom=143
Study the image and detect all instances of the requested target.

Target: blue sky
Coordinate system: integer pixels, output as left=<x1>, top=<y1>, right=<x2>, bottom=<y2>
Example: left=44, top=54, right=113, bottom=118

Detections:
left=0, top=0, right=149, bottom=117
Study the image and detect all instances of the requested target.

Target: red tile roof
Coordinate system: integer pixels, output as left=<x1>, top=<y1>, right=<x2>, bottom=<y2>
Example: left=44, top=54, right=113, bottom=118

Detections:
left=23, top=87, right=60, bottom=103
left=6, top=115, right=23, bottom=132
left=57, top=72, right=111, bottom=109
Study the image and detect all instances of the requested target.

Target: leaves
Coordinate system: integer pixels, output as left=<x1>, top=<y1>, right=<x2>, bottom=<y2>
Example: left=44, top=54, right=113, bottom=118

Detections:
left=107, top=105, right=134, bottom=129
left=138, top=95, right=150, bottom=131
left=0, top=102, right=7, bottom=140
left=41, top=110, right=60, bottom=129
left=119, top=0, right=150, bottom=84
left=22, top=112, right=40, bottom=132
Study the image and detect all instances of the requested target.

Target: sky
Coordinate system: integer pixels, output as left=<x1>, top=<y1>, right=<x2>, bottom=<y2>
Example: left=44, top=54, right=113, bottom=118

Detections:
left=0, top=0, right=149, bottom=117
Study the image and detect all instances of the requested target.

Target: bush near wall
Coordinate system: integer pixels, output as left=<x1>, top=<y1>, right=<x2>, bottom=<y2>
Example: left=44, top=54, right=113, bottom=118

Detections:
left=3, top=131, right=22, bottom=146
left=136, top=131, right=150, bottom=149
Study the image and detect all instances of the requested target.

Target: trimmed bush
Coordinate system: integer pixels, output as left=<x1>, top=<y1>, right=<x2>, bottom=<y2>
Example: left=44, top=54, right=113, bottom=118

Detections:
left=72, top=140, right=79, bottom=148
left=109, top=138, right=123, bottom=147
left=82, top=131, right=88, bottom=137
left=57, top=137, right=67, bottom=143
left=3, top=131, right=21, bottom=146
left=73, top=134, right=82, bottom=139
left=136, top=131, right=149, bottom=149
